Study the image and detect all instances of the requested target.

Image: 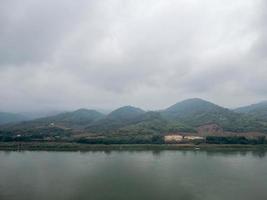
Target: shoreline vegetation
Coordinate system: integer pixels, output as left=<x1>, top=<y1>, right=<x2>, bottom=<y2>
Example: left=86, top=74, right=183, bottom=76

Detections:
left=1, top=142, right=267, bottom=151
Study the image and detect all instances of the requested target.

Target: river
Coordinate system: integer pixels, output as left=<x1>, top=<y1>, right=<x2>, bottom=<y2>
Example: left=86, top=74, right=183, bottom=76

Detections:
left=0, top=150, right=266, bottom=200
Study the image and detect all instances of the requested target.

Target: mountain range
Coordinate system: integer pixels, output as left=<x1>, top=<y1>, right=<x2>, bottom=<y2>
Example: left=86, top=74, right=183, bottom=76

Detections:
left=1, top=98, right=267, bottom=141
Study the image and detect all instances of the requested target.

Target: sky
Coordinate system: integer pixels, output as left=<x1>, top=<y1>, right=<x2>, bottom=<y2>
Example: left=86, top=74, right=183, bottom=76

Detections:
left=0, top=0, right=267, bottom=112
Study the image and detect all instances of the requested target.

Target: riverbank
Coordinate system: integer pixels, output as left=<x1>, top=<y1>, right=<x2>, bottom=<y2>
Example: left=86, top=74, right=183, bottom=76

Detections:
left=1, top=142, right=267, bottom=151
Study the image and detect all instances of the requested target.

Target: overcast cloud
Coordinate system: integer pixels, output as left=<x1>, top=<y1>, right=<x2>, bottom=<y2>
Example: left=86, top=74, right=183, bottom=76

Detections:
left=0, top=0, right=267, bottom=112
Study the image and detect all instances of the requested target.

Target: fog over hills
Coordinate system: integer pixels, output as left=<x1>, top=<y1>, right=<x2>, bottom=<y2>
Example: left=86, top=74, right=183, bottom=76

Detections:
left=0, top=112, right=28, bottom=125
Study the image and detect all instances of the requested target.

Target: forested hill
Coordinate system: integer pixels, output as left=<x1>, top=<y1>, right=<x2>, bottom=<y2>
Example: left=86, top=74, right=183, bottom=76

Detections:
left=162, top=98, right=266, bottom=132
left=234, top=101, right=267, bottom=121
left=1, top=99, right=267, bottom=139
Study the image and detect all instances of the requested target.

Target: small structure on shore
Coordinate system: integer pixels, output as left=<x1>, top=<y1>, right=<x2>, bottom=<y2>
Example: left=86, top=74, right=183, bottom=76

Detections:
left=164, top=135, right=183, bottom=142
left=184, top=136, right=204, bottom=140
left=164, top=134, right=204, bottom=143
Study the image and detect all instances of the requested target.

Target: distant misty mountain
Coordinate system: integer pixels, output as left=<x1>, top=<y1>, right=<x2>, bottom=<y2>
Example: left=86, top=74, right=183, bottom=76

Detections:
left=1, top=109, right=105, bottom=130
left=0, top=112, right=28, bottom=125
left=1, top=98, right=267, bottom=137
left=0, top=110, right=67, bottom=125
left=19, top=110, right=66, bottom=120
left=234, top=101, right=267, bottom=121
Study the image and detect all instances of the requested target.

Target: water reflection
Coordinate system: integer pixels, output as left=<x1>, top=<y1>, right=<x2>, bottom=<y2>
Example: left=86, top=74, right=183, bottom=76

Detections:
left=204, top=149, right=267, bottom=158
left=78, top=149, right=267, bottom=159
left=0, top=150, right=267, bottom=200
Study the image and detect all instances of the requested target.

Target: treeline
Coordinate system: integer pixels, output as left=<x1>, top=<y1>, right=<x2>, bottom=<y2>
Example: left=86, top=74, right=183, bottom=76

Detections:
left=206, top=136, right=266, bottom=145
left=0, top=127, right=71, bottom=142
left=1, top=129, right=266, bottom=145
left=76, top=135, right=165, bottom=145
left=0, top=134, right=68, bottom=142
left=77, top=135, right=266, bottom=145
left=73, top=135, right=267, bottom=145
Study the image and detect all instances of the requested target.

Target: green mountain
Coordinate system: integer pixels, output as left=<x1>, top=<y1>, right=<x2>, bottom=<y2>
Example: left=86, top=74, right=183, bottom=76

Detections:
left=0, top=112, right=27, bottom=125
left=86, top=106, right=145, bottom=133
left=234, top=101, right=267, bottom=121
left=163, top=98, right=223, bottom=119
left=162, top=98, right=266, bottom=132
left=107, top=106, right=145, bottom=120
left=46, top=109, right=105, bottom=128
left=115, top=112, right=167, bottom=135
left=45, top=109, right=104, bottom=125
left=116, top=111, right=195, bottom=135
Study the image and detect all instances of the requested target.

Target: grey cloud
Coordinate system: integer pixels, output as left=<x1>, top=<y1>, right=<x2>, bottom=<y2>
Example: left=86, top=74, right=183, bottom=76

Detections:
left=0, top=0, right=267, bottom=112
left=0, top=0, right=92, bottom=65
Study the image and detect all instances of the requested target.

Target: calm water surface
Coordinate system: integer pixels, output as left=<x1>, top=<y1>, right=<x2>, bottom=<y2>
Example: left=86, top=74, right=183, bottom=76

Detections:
left=0, top=150, right=267, bottom=200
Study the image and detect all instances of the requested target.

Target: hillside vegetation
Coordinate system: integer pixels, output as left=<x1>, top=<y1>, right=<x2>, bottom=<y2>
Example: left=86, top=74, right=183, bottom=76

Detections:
left=235, top=101, right=267, bottom=121
left=1, top=98, right=267, bottom=144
